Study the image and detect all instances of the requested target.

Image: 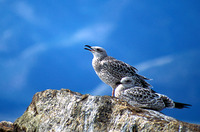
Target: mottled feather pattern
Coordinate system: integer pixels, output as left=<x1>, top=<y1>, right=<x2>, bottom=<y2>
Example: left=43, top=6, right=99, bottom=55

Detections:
left=120, top=87, right=167, bottom=111
left=156, top=93, right=175, bottom=108
left=115, top=76, right=191, bottom=111
left=102, top=56, right=137, bottom=75
left=97, top=56, right=150, bottom=88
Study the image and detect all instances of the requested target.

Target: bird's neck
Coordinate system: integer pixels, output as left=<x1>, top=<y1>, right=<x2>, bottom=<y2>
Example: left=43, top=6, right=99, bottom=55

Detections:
left=115, top=85, right=125, bottom=96
left=92, top=57, right=101, bottom=73
left=93, top=55, right=106, bottom=61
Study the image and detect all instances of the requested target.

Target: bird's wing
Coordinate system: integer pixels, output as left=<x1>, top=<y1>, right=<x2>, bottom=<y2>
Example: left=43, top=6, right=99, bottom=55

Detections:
left=101, top=57, right=151, bottom=88
left=123, top=87, right=159, bottom=104
left=156, top=93, right=174, bottom=108
left=101, top=57, right=137, bottom=79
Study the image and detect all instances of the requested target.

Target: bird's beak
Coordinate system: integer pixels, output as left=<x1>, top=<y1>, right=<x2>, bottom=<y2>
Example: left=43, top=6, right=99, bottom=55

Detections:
left=84, top=45, right=94, bottom=51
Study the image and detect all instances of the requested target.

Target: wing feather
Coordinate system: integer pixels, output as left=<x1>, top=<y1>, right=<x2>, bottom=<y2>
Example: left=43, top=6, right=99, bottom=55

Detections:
left=101, top=56, right=151, bottom=88
left=101, top=57, right=137, bottom=78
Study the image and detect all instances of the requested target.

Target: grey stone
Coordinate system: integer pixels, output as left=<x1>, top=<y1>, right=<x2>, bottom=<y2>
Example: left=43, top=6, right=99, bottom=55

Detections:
left=13, top=89, right=200, bottom=132
left=0, top=121, right=14, bottom=132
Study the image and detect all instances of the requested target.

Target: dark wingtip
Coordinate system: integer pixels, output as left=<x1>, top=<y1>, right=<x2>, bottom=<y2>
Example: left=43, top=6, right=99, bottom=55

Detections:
left=174, top=102, right=192, bottom=109
left=151, top=89, right=156, bottom=93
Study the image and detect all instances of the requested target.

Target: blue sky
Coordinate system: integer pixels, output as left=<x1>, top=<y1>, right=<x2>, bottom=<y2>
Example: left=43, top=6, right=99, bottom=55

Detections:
left=0, top=0, right=200, bottom=123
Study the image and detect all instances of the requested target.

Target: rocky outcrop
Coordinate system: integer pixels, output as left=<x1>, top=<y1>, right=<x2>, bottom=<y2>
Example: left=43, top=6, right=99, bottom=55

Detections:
left=0, top=121, right=14, bottom=132
left=13, top=89, right=200, bottom=132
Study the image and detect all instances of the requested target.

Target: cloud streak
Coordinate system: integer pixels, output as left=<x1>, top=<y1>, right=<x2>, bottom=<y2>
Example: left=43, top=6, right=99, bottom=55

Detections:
left=14, top=1, right=48, bottom=26
left=60, top=23, right=114, bottom=47
left=72, top=23, right=113, bottom=42
left=90, top=83, right=110, bottom=96
left=58, top=0, right=131, bottom=47
left=0, top=29, right=13, bottom=52
left=15, top=2, right=37, bottom=23
left=135, top=55, right=174, bottom=72
left=1, top=44, right=46, bottom=90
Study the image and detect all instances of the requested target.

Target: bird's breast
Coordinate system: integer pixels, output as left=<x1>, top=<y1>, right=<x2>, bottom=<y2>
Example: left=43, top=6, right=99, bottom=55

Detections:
left=92, top=59, right=101, bottom=72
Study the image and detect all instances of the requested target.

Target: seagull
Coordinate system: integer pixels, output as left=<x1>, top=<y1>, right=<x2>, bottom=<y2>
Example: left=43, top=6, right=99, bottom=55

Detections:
left=115, top=77, right=191, bottom=111
left=84, top=45, right=151, bottom=96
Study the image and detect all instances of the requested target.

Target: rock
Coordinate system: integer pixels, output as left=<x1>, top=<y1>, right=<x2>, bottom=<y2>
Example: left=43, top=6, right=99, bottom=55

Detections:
left=0, top=121, right=14, bottom=132
left=14, top=89, right=200, bottom=132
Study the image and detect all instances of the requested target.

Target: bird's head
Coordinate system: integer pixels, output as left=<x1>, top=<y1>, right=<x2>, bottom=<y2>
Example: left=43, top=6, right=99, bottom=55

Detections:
left=84, top=45, right=108, bottom=59
left=120, top=77, right=135, bottom=88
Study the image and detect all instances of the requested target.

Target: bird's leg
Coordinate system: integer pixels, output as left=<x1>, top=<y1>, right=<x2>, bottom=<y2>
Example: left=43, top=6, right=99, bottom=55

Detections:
left=112, top=88, right=115, bottom=97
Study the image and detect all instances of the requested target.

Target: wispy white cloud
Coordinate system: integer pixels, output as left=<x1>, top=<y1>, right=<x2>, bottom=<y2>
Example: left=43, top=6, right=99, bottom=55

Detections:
left=135, top=55, right=174, bottom=72
left=56, top=0, right=131, bottom=48
left=1, top=21, right=113, bottom=92
left=0, top=29, right=13, bottom=52
left=14, top=1, right=48, bottom=26
left=60, top=23, right=114, bottom=47
left=2, top=44, right=46, bottom=90
left=15, top=2, right=37, bottom=23
left=90, top=83, right=110, bottom=96
left=72, top=23, right=113, bottom=42
left=19, top=44, right=46, bottom=60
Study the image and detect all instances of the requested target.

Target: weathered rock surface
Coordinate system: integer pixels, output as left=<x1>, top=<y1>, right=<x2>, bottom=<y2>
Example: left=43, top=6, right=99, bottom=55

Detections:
left=13, top=89, right=200, bottom=132
left=0, top=121, right=14, bottom=132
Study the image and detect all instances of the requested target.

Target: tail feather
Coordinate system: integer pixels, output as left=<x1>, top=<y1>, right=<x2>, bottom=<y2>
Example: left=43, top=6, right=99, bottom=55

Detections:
left=174, top=102, right=192, bottom=109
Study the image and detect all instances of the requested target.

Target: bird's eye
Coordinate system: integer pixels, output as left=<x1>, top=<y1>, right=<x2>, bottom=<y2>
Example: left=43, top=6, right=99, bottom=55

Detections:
left=125, top=80, right=131, bottom=83
left=97, top=48, right=102, bottom=52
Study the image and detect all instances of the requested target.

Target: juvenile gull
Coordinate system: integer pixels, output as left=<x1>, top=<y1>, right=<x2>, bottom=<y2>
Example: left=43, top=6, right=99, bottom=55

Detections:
left=115, top=77, right=191, bottom=111
left=84, top=45, right=151, bottom=96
